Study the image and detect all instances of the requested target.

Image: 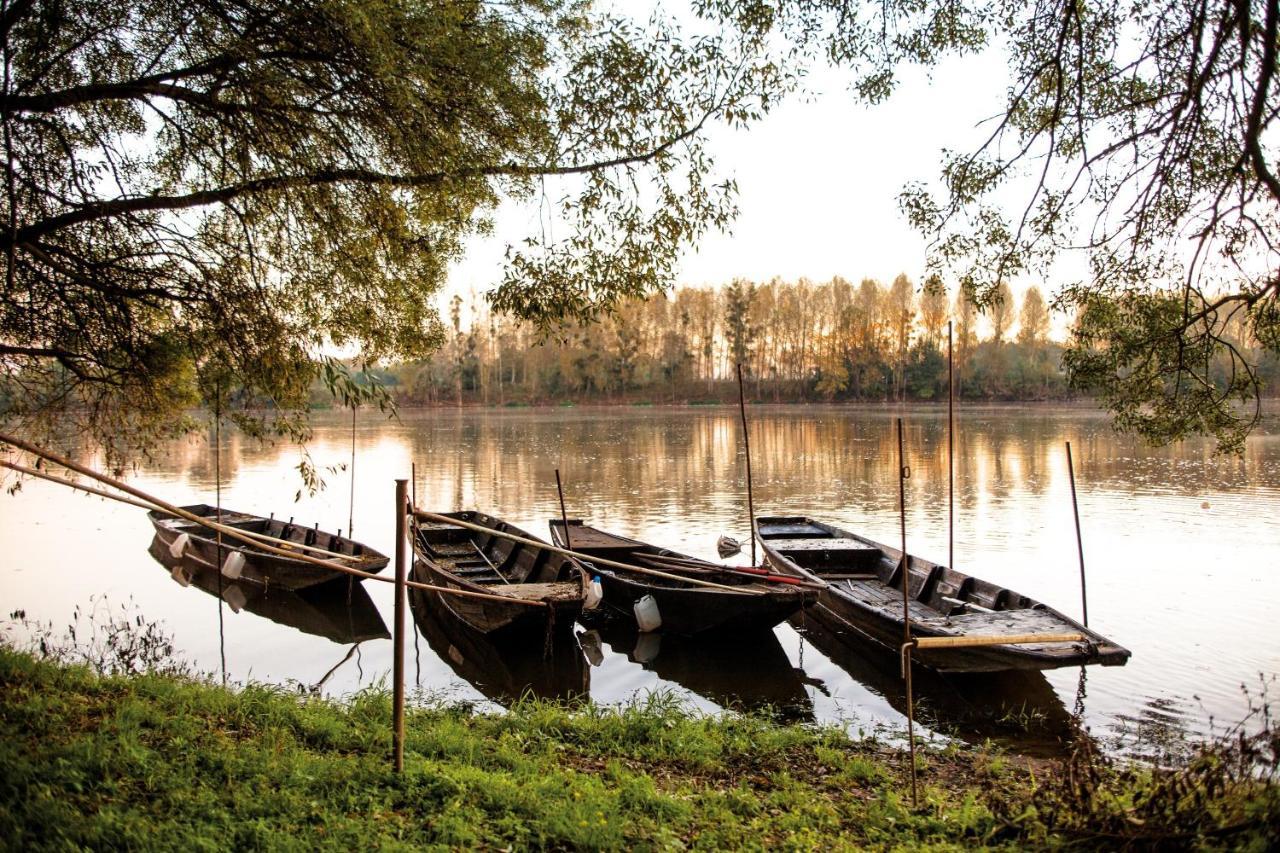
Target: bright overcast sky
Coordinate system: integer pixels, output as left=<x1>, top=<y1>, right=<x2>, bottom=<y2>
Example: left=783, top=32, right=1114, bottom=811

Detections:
left=444, top=16, right=1030, bottom=312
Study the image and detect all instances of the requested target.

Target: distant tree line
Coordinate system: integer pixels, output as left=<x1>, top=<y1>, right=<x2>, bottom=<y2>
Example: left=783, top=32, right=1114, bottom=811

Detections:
left=380, top=276, right=1280, bottom=406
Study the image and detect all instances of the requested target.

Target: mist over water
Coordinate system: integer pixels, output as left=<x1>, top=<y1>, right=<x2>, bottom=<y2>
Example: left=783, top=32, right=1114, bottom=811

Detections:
left=3, top=405, right=1277, bottom=755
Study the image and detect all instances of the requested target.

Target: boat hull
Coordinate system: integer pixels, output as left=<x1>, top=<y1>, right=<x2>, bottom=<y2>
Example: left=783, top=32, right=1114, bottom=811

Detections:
left=148, top=504, right=388, bottom=592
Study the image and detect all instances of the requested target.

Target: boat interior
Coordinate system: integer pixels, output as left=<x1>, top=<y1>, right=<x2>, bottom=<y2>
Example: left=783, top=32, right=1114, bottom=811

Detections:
left=156, top=505, right=366, bottom=558
left=415, top=512, right=580, bottom=588
left=757, top=517, right=1041, bottom=621
left=551, top=519, right=767, bottom=590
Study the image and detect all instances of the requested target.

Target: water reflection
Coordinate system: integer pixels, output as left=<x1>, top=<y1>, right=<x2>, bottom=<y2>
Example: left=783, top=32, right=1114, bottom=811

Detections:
left=793, top=614, right=1076, bottom=755
left=146, top=535, right=389, bottom=644
left=585, top=617, right=816, bottom=722
left=408, top=572, right=589, bottom=705
left=5, top=404, right=1278, bottom=753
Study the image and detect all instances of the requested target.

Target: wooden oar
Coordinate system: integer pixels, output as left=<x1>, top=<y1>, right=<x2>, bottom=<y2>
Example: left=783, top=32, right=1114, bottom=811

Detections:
left=912, top=633, right=1085, bottom=649
left=0, top=432, right=547, bottom=609
left=0, top=458, right=362, bottom=563
left=412, top=510, right=762, bottom=595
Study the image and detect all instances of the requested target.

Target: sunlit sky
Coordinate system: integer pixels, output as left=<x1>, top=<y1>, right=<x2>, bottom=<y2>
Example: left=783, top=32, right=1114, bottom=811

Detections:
left=444, top=16, right=1061, bottom=333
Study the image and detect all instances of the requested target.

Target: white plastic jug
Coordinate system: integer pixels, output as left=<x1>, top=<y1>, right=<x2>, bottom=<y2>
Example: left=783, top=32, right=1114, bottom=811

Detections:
left=633, top=594, right=662, bottom=632
left=168, top=532, right=190, bottom=559
left=584, top=577, right=603, bottom=610
left=633, top=631, right=662, bottom=663
left=221, top=550, right=245, bottom=580
left=222, top=584, right=247, bottom=613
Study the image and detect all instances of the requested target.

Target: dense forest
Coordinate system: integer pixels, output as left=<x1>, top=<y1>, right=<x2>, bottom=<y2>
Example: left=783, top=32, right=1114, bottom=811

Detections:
left=378, top=276, right=1278, bottom=406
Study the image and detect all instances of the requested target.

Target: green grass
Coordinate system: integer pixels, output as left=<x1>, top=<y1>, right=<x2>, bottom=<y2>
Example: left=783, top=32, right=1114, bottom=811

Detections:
left=1, top=648, right=1276, bottom=850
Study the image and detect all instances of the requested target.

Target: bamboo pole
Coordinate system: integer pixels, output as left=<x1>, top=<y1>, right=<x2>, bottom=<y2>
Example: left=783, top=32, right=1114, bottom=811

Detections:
left=948, top=320, right=955, bottom=571
left=415, top=509, right=762, bottom=595
left=736, top=363, right=757, bottom=566
left=554, top=469, right=572, bottom=551
left=636, top=553, right=825, bottom=588
left=1, top=460, right=152, bottom=509
left=0, top=431, right=546, bottom=608
left=0, top=459, right=361, bottom=561
left=1066, top=441, right=1089, bottom=627
left=348, top=405, right=357, bottom=538
left=392, top=479, right=407, bottom=774
left=895, top=417, right=917, bottom=807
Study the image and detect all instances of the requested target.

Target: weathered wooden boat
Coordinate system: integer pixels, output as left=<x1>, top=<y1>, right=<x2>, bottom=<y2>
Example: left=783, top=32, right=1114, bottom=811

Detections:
left=409, top=571, right=589, bottom=703
left=411, top=511, right=588, bottom=639
left=147, top=534, right=390, bottom=643
left=549, top=519, right=820, bottom=636
left=759, top=516, right=1130, bottom=673
left=148, top=504, right=388, bottom=591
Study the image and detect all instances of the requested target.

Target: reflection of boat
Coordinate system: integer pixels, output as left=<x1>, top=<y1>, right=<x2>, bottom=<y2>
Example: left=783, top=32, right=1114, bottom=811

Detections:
left=549, top=520, right=817, bottom=636
left=147, top=535, right=389, bottom=643
left=409, top=567, right=588, bottom=704
left=792, top=612, right=1078, bottom=753
left=759, top=516, right=1130, bottom=672
left=148, top=504, right=388, bottom=591
left=411, top=511, right=587, bottom=639
left=592, top=620, right=815, bottom=722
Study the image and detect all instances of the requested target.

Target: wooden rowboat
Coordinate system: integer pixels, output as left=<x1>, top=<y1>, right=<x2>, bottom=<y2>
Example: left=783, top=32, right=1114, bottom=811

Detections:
left=758, top=516, right=1130, bottom=673
left=148, top=504, right=388, bottom=591
left=549, top=519, right=819, bottom=636
left=411, top=511, right=588, bottom=639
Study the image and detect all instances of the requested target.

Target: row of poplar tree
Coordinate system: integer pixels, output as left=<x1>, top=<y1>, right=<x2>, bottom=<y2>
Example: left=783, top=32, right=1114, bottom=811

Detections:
left=381, top=275, right=1270, bottom=405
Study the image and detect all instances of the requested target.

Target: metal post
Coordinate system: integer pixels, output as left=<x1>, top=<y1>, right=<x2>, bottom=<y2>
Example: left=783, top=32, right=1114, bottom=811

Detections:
left=1066, top=441, right=1089, bottom=627
left=392, top=478, right=407, bottom=773
left=737, top=363, right=757, bottom=565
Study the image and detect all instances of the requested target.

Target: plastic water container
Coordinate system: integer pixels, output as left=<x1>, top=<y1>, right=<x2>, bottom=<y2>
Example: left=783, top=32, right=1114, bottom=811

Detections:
left=222, top=584, right=247, bottom=613
left=584, top=576, right=603, bottom=610
left=633, top=594, right=662, bottom=632
left=168, top=532, right=190, bottom=559
left=221, top=550, right=245, bottom=580
left=578, top=629, right=605, bottom=667
left=632, top=631, right=662, bottom=663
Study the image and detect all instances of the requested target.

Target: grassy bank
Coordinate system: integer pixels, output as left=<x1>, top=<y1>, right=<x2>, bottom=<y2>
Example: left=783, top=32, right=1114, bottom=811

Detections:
left=1, top=648, right=1276, bottom=850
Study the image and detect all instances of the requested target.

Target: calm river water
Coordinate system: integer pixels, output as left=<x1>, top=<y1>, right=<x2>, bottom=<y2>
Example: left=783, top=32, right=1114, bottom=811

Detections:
left=3, top=405, right=1278, bottom=756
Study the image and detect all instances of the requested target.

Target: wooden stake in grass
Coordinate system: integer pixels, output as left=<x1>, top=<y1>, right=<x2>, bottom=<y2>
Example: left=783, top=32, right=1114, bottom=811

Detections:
left=393, top=478, right=407, bottom=774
